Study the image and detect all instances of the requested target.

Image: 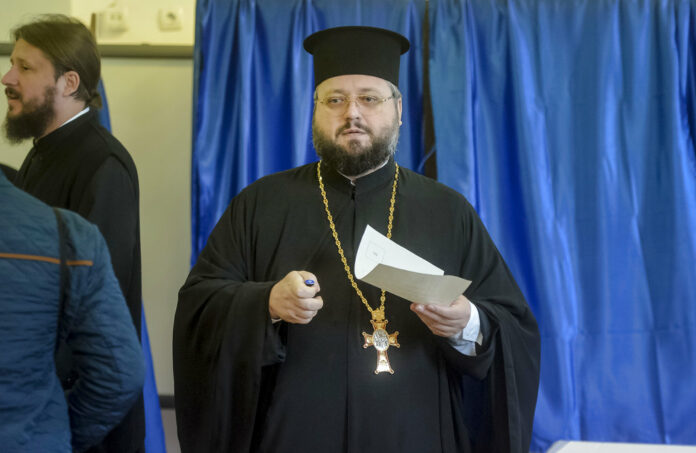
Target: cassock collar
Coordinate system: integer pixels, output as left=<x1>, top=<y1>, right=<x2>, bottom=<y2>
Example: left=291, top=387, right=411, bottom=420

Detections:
left=32, top=108, right=99, bottom=156
left=320, top=156, right=398, bottom=196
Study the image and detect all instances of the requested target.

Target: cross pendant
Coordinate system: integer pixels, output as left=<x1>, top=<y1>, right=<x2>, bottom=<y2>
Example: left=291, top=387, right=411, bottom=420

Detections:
left=362, top=315, right=400, bottom=374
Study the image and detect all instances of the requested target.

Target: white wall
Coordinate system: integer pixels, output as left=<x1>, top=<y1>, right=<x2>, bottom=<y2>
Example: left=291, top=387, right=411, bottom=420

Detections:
left=0, top=0, right=193, bottom=45
left=0, top=0, right=71, bottom=40
left=71, top=0, right=195, bottom=45
left=0, top=1, right=194, bottom=396
left=101, top=58, right=192, bottom=396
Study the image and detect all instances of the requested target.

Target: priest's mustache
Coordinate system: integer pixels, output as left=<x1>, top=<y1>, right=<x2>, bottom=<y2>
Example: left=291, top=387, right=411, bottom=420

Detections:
left=336, top=121, right=373, bottom=137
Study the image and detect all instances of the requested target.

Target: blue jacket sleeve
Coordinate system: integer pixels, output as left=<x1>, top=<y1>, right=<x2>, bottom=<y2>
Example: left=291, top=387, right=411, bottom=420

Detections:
left=61, top=216, right=145, bottom=452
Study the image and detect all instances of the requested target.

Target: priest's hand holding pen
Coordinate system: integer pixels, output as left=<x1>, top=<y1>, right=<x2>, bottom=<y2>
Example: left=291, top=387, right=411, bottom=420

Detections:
left=269, top=271, right=323, bottom=324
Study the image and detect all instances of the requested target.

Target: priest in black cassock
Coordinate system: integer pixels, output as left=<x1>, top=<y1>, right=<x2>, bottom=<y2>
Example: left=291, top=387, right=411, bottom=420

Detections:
left=174, top=26, right=540, bottom=453
left=2, top=15, right=145, bottom=453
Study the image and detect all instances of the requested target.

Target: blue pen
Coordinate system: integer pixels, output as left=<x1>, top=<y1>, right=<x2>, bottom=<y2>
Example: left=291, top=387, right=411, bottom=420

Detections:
left=304, top=279, right=315, bottom=286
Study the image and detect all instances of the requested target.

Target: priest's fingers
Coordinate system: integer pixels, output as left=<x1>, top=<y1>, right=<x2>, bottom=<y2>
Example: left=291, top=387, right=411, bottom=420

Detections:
left=288, top=297, right=323, bottom=324
left=413, top=295, right=471, bottom=322
left=279, top=270, right=320, bottom=297
left=268, top=271, right=304, bottom=322
left=289, top=309, right=318, bottom=324
left=409, top=307, right=449, bottom=336
left=269, top=271, right=323, bottom=322
left=297, top=295, right=323, bottom=312
left=297, top=270, right=321, bottom=295
left=411, top=309, right=464, bottom=337
left=410, top=296, right=471, bottom=337
left=410, top=304, right=463, bottom=326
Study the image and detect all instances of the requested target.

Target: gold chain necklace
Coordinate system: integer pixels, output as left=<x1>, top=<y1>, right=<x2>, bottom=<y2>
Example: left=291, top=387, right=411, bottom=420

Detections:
left=317, top=160, right=401, bottom=374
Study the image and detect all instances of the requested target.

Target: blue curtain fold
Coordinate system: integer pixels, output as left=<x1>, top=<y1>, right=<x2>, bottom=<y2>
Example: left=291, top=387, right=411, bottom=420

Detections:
left=140, top=309, right=166, bottom=453
left=191, top=0, right=426, bottom=263
left=193, top=0, right=696, bottom=451
left=429, top=0, right=696, bottom=450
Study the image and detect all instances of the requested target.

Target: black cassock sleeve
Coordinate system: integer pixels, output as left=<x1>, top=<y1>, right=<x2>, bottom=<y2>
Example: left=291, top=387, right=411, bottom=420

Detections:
left=173, top=194, right=285, bottom=453
left=79, top=157, right=140, bottom=327
left=445, top=201, right=541, bottom=453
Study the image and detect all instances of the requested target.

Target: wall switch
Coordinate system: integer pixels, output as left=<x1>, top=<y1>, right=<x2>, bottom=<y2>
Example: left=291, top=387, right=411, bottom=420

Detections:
left=158, top=7, right=184, bottom=31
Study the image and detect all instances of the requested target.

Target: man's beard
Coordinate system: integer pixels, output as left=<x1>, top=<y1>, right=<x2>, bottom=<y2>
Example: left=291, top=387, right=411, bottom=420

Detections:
left=313, top=116, right=400, bottom=177
left=3, top=86, right=56, bottom=144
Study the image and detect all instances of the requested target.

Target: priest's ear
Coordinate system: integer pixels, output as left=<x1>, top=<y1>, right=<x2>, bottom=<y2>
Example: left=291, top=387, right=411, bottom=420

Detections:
left=59, top=70, right=81, bottom=100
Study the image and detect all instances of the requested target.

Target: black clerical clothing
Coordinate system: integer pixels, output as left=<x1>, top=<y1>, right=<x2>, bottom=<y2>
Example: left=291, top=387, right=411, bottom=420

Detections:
left=14, top=108, right=145, bottom=453
left=174, top=158, right=540, bottom=453
left=0, top=163, right=17, bottom=182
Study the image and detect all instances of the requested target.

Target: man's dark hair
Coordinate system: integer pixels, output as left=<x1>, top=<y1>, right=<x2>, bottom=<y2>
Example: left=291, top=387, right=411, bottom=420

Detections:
left=13, top=15, right=102, bottom=109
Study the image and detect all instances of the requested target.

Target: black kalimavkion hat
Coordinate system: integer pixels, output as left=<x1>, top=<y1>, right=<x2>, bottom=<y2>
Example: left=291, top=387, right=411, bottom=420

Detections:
left=303, top=26, right=410, bottom=88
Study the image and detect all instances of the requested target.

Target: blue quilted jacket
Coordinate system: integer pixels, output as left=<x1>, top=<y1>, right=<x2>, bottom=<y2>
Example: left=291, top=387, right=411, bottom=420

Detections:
left=0, top=172, right=144, bottom=452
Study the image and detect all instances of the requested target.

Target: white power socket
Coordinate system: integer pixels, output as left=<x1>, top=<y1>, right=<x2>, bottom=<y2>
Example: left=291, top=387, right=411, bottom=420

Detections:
left=158, top=7, right=184, bottom=31
left=98, top=8, right=129, bottom=34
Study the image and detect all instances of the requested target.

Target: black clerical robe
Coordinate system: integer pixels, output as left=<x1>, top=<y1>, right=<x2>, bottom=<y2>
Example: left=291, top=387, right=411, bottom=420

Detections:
left=174, top=158, right=540, bottom=453
left=0, top=162, right=17, bottom=181
left=15, top=109, right=145, bottom=453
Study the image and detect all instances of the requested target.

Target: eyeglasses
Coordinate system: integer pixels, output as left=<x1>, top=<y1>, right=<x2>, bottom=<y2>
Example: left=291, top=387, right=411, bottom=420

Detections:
left=317, top=94, right=394, bottom=114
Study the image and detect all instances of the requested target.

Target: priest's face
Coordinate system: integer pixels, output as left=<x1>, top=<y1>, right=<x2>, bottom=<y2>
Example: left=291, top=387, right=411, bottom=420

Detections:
left=312, top=74, right=402, bottom=176
left=2, top=39, right=59, bottom=142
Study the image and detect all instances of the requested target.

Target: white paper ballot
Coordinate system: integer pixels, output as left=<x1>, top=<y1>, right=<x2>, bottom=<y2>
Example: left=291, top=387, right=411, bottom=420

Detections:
left=354, top=225, right=471, bottom=305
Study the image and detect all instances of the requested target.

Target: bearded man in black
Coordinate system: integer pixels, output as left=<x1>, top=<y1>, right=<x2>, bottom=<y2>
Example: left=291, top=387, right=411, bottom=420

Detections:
left=2, top=15, right=145, bottom=453
left=174, top=26, right=540, bottom=453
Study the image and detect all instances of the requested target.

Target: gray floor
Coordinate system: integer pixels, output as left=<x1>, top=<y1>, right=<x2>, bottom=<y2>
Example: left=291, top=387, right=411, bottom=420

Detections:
left=162, top=408, right=180, bottom=453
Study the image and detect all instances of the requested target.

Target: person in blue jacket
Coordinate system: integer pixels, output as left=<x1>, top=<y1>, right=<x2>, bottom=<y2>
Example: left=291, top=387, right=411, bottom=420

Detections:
left=0, top=169, right=145, bottom=452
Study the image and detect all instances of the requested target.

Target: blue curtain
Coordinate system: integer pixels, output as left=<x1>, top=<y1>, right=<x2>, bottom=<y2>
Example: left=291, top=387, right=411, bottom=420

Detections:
left=429, top=0, right=696, bottom=451
left=97, top=81, right=167, bottom=453
left=191, top=0, right=426, bottom=262
left=192, top=0, right=696, bottom=451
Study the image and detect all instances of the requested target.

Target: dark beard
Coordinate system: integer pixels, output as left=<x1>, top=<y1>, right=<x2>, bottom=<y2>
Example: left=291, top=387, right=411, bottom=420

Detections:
left=3, top=86, right=56, bottom=143
left=313, top=117, right=399, bottom=177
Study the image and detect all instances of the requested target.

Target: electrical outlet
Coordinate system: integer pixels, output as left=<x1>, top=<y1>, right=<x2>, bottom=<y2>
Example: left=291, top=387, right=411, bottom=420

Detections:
left=98, top=8, right=129, bottom=34
left=158, top=7, right=183, bottom=31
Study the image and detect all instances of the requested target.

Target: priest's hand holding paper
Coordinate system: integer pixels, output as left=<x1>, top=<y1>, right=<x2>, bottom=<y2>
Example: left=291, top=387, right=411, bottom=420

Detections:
left=269, top=271, right=323, bottom=324
left=410, top=295, right=471, bottom=337
left=355, top=226, right=480, bottom=346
